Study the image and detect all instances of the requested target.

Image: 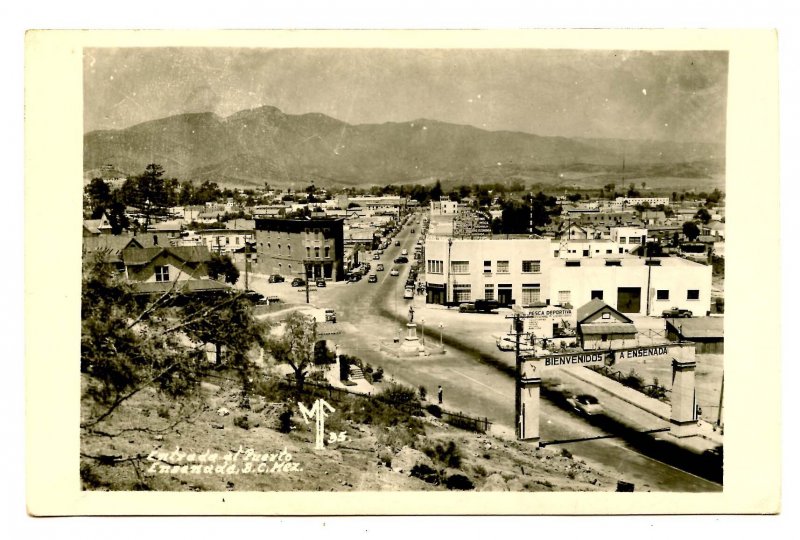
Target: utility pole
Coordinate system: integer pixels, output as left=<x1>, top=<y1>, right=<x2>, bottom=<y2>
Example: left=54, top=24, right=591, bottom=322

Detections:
left=304, top=261, right=310, bottom=304
left=513, top=313, right=523, bottom=439
left=244, top=233, right=250, bottom=290
left=717, top=373, right=724, bottom=428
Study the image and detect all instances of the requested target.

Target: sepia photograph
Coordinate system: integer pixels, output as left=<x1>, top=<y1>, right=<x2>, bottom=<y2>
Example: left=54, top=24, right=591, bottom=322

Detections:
left=23, top=28, right=781, bottom=516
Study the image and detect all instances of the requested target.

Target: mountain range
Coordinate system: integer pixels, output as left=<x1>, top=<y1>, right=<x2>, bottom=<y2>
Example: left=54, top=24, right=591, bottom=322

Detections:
left=84, top=105, right=725, bottom=188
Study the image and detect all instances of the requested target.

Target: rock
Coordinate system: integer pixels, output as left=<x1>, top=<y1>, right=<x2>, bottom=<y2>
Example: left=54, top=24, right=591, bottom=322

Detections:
left=211, top=423, right=225, bottom=429
left=217, top=407, right=231, bottom=417
left=506, top=479, right=524, bottom=491
left=154, top=435, right=164, bottom=441
left=391, top=446, right=434, bottom=475
left=478, top=473, right=509, bottom=491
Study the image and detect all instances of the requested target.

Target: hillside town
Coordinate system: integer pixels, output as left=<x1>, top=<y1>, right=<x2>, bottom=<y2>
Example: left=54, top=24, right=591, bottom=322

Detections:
left=81, top=163, right=724, bottom=492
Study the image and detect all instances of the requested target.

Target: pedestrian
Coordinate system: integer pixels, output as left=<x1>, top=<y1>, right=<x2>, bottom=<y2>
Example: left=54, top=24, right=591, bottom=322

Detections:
left=438, top=385, right=443, bottom=405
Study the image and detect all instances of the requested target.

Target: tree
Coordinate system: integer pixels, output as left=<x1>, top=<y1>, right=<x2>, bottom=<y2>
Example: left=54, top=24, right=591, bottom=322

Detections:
left=85, top=178, right=111, bottom=216
left=567, top=193, right=582, bottom=203
left=206, top=253, right=240, bottom=284
left=430, top=180, right=443, bottom=201
left=682, top=221, right=700, bottom=241
left=694, top=208, right=712, bottom=224
left=266, top=311, right=317, bottom=393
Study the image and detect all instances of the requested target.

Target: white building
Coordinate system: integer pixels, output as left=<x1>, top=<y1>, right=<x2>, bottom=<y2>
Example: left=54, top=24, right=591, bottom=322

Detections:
left=610, top=226, right=649, bottom=254
left=430, top=197, right=459, bottom=215
left=611, top=196, right=671, bottom=209
left=423, top=237, right=711, bottom=316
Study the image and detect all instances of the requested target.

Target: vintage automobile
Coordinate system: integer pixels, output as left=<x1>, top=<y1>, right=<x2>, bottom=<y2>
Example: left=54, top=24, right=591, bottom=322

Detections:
left=662, top=307, right=693, bottom=318
left=403, top=287, right=414, bottom=299
left=268, top=274, right=285, bottom=283
left=376, top=263, right=385, bottom=271
left=401, top=248, right=408, bottom=256
left=566, top=394, right=603, bottom=416
left=389, top=268, right=400, bottom=276
left=291, top=277, right=305, bottom=287
left=316, top=279, right=326, bottom=288
left=324, top=309, right=337, bottom=323
left=368, top=274, right=378, bottom=283
left=393, top=256, right=408, bottom=264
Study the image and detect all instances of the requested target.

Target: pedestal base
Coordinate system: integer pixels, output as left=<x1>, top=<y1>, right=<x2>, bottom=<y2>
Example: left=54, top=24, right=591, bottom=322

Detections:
left=669, top=419, right=699, bottom=438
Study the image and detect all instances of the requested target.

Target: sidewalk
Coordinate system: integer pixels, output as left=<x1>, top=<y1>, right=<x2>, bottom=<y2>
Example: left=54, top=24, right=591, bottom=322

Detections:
left=561, top=366, right=723, bottom=448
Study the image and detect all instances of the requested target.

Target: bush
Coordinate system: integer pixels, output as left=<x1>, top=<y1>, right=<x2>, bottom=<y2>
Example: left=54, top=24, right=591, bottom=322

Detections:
left=372, top=367, right=384, bottom=382
left=410, top=463, right=440, bottom=485
left=444, top=473, right=474, bottom=491
left=424, top=440, right=462, bottom=469
left=425, top=404, right=442, bottom=418
left=233, top=415, right=250, bottom=430
left=157, top=405, right=171, bottom=419
left=378, top=383, right=422, bottom=413
left=418, top=385, right=427, bottom=401
left=278, top=409, right=293, bottom=433
left=622, top=369, right=644, bottom=391
left=560, top=448, right=573, bottom=459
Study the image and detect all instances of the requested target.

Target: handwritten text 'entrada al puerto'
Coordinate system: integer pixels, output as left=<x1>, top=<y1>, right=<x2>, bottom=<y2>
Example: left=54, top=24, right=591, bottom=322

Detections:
left=146, top=446, right=302, bottom=475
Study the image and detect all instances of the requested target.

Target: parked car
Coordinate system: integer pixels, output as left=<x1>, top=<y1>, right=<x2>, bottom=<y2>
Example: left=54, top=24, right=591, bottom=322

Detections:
left=291, top=278, right=305, bottom=287
left=403, top=287, right=414, bottom=299
left=394, top=256, right=408, bottom=264
left=395, top=240, right=401, bottom=246
left=376, top=263, right=385, bottom=271
left=401, top=248, right=408, bottom=256
left=241, top=290, right=265, bottom=303
left=662, top=307, right=693, bottom=318
left=325, top=309, right=337, bottom=323
left=268, top=274, right=285, bottom=283
left=458, top=302, right=477, bottom=313
left=316, top=279, right=326, bottom=288
left=368, top=274, right=378, bottom=283
left=373, top=253, right=381, bottom=260
left=347, top=273, right=362, bottom=282
left=390, top=268, right=400, bottom=276
left=474, top=299, right=500, bottom=313
left=566, top=394, right=602, bottom=416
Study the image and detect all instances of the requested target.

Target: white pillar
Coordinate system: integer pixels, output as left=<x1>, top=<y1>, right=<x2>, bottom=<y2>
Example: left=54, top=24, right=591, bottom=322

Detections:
left=670, top=344, right=698, bottom=438
left=519, top=359, right=542, bottom=446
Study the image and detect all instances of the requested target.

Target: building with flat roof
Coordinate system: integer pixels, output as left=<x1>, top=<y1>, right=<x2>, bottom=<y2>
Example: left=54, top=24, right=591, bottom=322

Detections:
left=253, top=217, right=345, bottom=281
left=423, top=236, right=711, bottom=316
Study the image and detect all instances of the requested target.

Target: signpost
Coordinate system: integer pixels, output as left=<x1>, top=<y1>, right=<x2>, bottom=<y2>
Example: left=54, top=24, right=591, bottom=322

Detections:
left=507, top=311, right=698, bottom=444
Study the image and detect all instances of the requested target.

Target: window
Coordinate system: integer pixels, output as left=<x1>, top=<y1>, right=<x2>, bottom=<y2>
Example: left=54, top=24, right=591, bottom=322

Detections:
left=453, top=284, right=471, bottom=302
left=451, top=261, right=469, bottom=274
left=496, top=260, right=510, bottom=273
left=522, top=260, right=541, bottom=273
left=601, top=313, right=611, bottom=320
left=427, top=260, right=443, bottom=274
left=619, top=248, right=624, bottom=254
left=605, top=260, right=621, bottom=266
left=314, top=247, right=320, bottom=258
left=687, top=289, right=700, bottom=300
left=656, top=290, right=670, bottom=300
left=558, top=290, right=571, bottom=305
left=619, top=237, right=627, bottom=244
left=554, top=250, right=559, bottom=257
left=324, top=246, right=330, bottom=258
left=565, top=260, right=581, bottom=267
left=225, top=237, right=230, bottom=245
left=484, top=260, right=491, bottom=274
left=591, top=290, right=604, bottom=300
left=155, top=265, right=170, bottom=282
left=521, top=284, right=541, bottom=305
left=629, top=236, right=642, bottom=244
left=606, top=249, right=612, bottom=254
left=306, top=246, right=311, bottom=257
left=601, top=334, right=608, bottom=342
left=277, top=243, right=281, bottom=251
left=235, top=237, right=240, bottom=245
left=484, top=285, right=494, bottom=301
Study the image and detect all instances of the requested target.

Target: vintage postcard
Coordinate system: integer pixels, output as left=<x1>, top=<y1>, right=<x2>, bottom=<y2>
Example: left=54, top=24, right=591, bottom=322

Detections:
left=25, top=29, right=780, bottom=515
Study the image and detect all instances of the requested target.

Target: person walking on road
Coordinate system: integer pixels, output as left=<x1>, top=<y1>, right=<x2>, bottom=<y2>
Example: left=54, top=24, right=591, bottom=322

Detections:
left=438, top=385, right=443, bottom=405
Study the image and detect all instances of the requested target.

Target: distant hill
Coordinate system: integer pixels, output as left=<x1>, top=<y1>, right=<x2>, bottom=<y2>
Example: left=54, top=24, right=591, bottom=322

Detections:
left=84, top=105, right=725, bottom=188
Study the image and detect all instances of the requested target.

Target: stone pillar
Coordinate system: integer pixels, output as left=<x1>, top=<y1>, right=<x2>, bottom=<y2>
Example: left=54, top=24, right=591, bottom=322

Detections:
left=405, top=323, right=418, bottom=341
left=670, top=344, right=698, bottom=438
left=519, top=359, right=542, bottom=446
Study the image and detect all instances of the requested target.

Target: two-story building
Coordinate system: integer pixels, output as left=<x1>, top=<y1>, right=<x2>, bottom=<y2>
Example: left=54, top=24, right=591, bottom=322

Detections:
left=253, top=217, right=345, bottom=281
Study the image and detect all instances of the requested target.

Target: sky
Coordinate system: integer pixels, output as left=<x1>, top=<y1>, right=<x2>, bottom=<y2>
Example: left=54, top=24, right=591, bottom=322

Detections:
left=83, top=48, right=728, bottom=144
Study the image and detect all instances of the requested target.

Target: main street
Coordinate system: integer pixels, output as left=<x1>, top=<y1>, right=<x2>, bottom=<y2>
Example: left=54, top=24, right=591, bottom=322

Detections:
left=253, top=213, right=721, bottom=492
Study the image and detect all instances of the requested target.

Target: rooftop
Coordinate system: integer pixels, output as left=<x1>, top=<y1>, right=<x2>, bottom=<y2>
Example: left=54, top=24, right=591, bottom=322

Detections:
left=666, top=317, right=724, bottom=339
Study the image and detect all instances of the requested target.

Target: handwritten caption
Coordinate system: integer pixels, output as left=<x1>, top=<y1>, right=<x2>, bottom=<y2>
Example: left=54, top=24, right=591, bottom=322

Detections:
left=146, top=446, right=302, bottom=475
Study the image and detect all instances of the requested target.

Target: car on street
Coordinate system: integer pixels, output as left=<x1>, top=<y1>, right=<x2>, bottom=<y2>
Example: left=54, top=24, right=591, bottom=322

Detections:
left=376, top=263, right=384, bottom=271
left=373, top=253, right=381, bottom=260
left=241, top=290, right=265, bottom=303
left=458, top=302, right=477, bottom=313
left=403, top=287, right=414, bottom=299
left=390, top=268, right=400, bottom=276
left=395, top=240, right=401, bottom=246
left=394, top=256, right=408, bottom=264
left=662, top=307, right=693, bottom=318
left=347, top=273, right=362, bottom=282
left=316, top=279, right=326, bottom=288
left=268, top=274, right=285, bottom=283
left=566, top=394, right=603, bottom=416
left=401, top=248, right=408, bottom=256
left=324, top=308, right=337, bottom=323
left=368, top=274, right=378, bottom=283
left=291, top=277, right=306, bottom=287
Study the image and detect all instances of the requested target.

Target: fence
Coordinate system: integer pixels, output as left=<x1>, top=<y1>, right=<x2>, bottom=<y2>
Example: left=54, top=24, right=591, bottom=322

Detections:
left=281, top=379, right=492, bottom=433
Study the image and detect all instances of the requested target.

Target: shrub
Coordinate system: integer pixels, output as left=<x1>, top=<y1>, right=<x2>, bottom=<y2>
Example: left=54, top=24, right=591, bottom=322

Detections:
left=560, top=448, right=573, bottom=459
left=378, top=383, right=422, bottom=413
left=233, top=415, right=250, bottom=430
left=471, top=464, right=488, bottom=478
left=410, top=463, right=440, bottom=485
left=418, top=385, right=427, bottom=401
left=372, top=367, right=384, bottom=382
left=278, top=409, right=293, bottom=433
left=425, top=404, right=442, bottom=418
left=444, top=473, right=474, bottom=491
left=622, top=369, right=644, bottom=391
left=378, top=449, right=393, bottom=468
left=424, top=440, right=462, bottom=469
left=157, top=405, right=171, bottom=419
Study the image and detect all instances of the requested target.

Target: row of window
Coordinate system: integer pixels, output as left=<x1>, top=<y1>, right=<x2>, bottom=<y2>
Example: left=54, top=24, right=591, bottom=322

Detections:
left=259, top=242, right=331, bottom=259
left=656, top=289, right=701, bottom=300
left=443, top=285, right=700, bottom=304
left=427, top=260, right=541, bottom=274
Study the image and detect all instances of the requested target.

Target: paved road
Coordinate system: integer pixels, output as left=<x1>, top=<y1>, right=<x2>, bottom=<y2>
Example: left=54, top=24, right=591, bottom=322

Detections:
left=259, top=213, right=721, bottom=492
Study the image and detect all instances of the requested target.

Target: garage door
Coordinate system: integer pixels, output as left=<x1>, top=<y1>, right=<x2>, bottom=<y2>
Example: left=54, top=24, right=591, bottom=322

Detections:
left=617, top=287, right=641, bottom=313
